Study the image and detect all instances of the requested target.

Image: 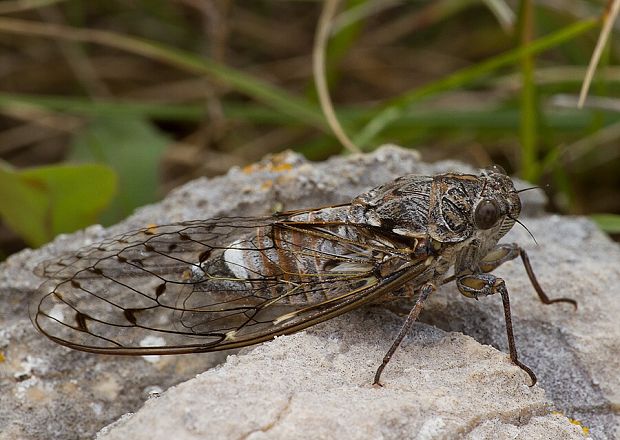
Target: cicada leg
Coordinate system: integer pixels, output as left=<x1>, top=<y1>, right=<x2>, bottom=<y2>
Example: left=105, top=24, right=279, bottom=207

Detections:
left=373, top=282, right=436, bottom=387
left=456, top=273, right=537, bottom=386
left=479, top=243, right=577, bottom=309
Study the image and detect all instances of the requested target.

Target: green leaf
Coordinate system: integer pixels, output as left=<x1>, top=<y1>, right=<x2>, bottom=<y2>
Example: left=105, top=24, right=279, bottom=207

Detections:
left=70, top=115, right=169, bottom=224
left=0, top=162, right=116, bottom=247
left=590, top=214, right=620, bottom=234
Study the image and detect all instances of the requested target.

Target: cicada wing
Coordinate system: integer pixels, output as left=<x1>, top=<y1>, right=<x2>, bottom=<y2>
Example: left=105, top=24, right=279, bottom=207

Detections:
left=31, top=215, right=425, bottom=354
left=33, top=217, right=268, bottom=279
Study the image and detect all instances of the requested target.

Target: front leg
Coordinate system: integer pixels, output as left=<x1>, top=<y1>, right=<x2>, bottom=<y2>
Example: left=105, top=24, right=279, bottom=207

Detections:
left=479, top=243, right=577, bottom=308
left=457, top=273, right=537, bottom=386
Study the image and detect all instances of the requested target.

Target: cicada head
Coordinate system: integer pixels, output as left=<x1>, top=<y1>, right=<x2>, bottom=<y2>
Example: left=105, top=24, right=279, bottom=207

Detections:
left=426, top=165, right=521, bottom=253
left=475, top=165, right=521, bottom=238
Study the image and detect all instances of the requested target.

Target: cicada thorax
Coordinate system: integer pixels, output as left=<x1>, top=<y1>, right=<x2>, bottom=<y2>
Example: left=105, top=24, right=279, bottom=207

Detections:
left=348, top=175, right=432, bottom=238
left=426, top=174, right=481, bottom=243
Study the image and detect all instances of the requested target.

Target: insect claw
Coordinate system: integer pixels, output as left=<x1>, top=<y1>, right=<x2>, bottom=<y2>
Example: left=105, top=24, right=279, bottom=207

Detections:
left=517, top=360, right=538, bottom=387
left=548, top=297, right=578, bottom=311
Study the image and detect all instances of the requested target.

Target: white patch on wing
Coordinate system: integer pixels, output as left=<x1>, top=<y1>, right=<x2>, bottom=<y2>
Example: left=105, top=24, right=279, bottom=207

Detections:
left=139, top=335, right=166, bottom=363
left=190, top=264, right=206, bottom=279
left=223, top=239, right=250, bottom=279
left=48, top=304, right=65, bottom=322
left=329, top=262, right=372, bottom=272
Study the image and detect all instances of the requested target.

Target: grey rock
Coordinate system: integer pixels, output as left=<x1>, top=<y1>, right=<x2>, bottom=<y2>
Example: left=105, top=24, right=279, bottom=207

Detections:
left=0, top=145, right=616, bottom=439
left=95, top=323, right=584, bottom=440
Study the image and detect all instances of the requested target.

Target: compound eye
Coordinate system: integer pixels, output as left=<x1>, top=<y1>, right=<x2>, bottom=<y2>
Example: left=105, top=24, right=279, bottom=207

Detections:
left=474, top=199, right=500, bottom=229
left=485, top=164, right=507, bottom=175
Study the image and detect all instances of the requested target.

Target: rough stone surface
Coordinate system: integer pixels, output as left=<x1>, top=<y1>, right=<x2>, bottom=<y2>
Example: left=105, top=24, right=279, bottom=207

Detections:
left=0, top=145, right=617, bottom=439
left=95, top=324, right=585, bottom=440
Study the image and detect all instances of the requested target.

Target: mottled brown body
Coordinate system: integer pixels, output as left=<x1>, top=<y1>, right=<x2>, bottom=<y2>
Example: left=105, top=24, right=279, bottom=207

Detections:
left=30, top=167, right=574, bottom=385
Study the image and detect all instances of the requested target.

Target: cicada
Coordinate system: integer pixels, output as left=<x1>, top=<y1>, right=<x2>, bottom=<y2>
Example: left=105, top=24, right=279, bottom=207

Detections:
left=30, top=166, right=575, bottom=386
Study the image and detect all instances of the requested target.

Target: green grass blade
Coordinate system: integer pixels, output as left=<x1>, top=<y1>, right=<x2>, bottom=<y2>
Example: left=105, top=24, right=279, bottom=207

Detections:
left=4, top=93, right=620, bottom=131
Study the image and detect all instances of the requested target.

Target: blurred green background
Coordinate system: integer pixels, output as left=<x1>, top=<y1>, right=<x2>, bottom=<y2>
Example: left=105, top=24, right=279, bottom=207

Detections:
left=0, top=0, right=619, bottom=258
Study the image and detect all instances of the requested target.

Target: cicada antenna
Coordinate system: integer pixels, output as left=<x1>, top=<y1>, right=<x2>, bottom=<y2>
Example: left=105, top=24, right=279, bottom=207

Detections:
left=514, top=185, right=544, bottom=244
left=509, top=215, right=538, bottom=246
left=516, top=186, right=541, bottom=194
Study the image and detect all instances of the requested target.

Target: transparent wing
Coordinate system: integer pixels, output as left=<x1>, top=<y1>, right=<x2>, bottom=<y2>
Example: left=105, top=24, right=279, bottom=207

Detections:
left=31, top=214, right=426, bottom=354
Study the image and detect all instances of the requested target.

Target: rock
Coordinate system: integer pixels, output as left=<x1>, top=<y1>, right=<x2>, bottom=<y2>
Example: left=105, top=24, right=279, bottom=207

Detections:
left=94, top=323, right=584, bottom=440
left=0, top=145, right=616, bottom=439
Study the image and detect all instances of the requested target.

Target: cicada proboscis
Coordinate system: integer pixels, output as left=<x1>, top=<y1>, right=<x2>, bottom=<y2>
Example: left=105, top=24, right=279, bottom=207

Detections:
left=30, top=166, right=576, bottom=386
